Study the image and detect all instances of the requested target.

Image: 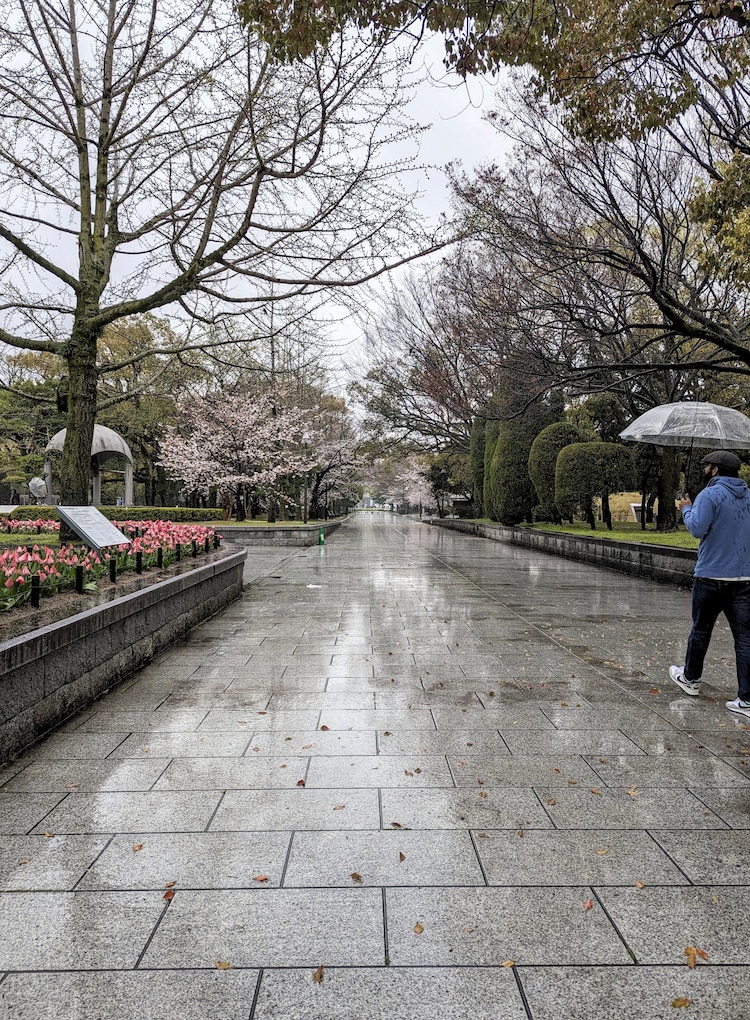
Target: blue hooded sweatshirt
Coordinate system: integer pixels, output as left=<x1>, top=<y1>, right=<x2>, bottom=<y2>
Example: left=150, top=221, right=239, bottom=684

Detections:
left=682, top=475, right=750, bottom=578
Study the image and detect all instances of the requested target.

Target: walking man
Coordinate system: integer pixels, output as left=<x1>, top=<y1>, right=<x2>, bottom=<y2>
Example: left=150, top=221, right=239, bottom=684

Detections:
left=670, top=450, right=750, bottom=717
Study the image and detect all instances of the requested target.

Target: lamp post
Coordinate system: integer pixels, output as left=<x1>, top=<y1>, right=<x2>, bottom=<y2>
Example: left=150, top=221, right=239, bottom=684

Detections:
left=302, top=433, right=311, bottom=524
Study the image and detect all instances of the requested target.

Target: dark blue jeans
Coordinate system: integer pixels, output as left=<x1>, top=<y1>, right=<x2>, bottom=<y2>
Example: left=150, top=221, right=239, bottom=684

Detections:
left=685, top=578, right=750, bottom=700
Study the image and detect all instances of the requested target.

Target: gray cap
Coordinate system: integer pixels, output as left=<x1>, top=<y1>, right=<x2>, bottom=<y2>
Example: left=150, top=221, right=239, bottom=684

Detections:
left=700, top=449, right=741, bottom=470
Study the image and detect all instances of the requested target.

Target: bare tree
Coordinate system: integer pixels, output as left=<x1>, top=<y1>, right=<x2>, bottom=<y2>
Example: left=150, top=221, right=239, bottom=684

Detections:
left=0, top=0, right=441, bottom=503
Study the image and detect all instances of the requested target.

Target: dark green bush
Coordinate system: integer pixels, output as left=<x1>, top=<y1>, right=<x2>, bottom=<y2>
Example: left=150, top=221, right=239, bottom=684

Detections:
left=528, top=422, right=583, bottom=521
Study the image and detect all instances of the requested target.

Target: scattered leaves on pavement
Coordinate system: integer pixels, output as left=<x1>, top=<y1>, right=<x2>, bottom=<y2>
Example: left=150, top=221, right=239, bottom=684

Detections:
left=312, top=964, right=324, bottom=983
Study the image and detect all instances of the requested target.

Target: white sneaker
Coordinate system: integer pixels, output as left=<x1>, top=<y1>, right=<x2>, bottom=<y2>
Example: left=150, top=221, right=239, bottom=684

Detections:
left=669, top=665, right=700, bottom=696
left=725, top=698, right=750, bottom=718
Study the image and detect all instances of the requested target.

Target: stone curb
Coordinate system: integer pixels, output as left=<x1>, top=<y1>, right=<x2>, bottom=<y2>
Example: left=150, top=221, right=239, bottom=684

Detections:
left=427, top=519, right=696, bottom=587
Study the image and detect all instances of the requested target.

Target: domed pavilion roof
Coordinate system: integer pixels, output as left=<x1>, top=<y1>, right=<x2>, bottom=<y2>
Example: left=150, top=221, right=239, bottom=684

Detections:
left=45, top=425, right=133, bottom=463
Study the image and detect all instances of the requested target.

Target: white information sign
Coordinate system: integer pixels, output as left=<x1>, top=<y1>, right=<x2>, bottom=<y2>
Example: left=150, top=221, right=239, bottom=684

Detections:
left=56, top=506, right=131, bottom=551
left=0, top=505, right=20, bottom=516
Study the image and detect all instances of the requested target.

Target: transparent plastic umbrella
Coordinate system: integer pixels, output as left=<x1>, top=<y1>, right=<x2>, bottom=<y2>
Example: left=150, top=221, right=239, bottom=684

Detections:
left=619, top=402, right=750, bottom=450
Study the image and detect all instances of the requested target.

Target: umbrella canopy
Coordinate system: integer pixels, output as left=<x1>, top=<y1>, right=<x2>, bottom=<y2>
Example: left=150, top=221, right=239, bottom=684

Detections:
left=619, top=402, right=750, bottom=450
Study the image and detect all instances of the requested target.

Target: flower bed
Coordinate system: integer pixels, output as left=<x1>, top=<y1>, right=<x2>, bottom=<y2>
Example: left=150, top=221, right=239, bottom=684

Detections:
left=0, top=520, right=221, bottom=611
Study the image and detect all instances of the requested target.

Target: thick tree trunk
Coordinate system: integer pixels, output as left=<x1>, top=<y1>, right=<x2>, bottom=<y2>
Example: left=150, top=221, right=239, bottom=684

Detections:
left=656, top=447, right=679, bottom=532
left=59, top=324, right=99, bottom=508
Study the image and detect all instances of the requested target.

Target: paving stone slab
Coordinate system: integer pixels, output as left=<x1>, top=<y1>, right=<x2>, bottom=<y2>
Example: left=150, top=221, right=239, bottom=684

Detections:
left=449, top=754, right=600, bottom=787
left=78, top=831, right=291, bottom=889
left=152, top=757, right=310, bottom=791
left=108, top=732, right=252, bottom=758
left=597, top=885, right=750, bottom=964
left=433, top=708, right=557, bottom=730
left=519, top=965, right=750, bottom=1020
left=209, top=789, right=380, bottom=830
left=284, top=830, right=483, bottom=886
left=381, top=788, right=553, bottom=830
left=244, top=731, right=377, bottom=756
left=0, top=891, right=165, bottom=969
left=651, top=829, right=750, bottom=884
left=0, top=969, right=260, bottom=1019
left=619, top=730, right=713, bottom=754
left=0, top=792, right=67, bottom=834
left=2, top=758, right=171, bottom=793
left=20, top=733, right=131, bottom=760
left=0, top=835, right=110, bottom=891
left=316, top=709, right=435, bottom=731
left=690, top=729, right=750, bottom=755
left=254, top=967, right=526, bottom=1020
left=73, top=711, right=208, bottom=733
left=501, top=730, right=645, bottom=755
left=141, top=888, right=384, bottom=968
left=474, top=829, right=688, bottom=885
left=306, top=755, right=453, bottom=789
left=265, top=693, right=375, bottom=710
left=583, top=754, right=750, bottom=787
left=386, top=887, right=631, bottom=966
left=228, top=676, right=328, bottom=692
left=535, top=786, right=729, bottom=829
left=688, top=787, right=750, bottom=827
left=376, top=730, right=509, bottom=755
left=324, top=676, right=425, bottom=692
left=198, top=710, right=321, bottom=731
left=30, top=791, right=222, bottom=834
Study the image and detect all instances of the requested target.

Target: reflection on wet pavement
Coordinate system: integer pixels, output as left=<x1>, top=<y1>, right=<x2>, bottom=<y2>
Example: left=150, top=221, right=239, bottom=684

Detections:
left=1, top=512, right=749, bottom=1018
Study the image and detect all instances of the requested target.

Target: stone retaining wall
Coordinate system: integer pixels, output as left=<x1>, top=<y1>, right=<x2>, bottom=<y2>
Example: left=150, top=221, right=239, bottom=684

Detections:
left=224, top=518, right=346, bottom=546
left=0, top=547, right=246, bottom=763
left=428, top=519, right=696, bottom=587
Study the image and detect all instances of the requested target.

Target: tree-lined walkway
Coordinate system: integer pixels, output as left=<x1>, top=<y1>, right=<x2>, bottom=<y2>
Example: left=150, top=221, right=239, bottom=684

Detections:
left=1, top=513, right=748, bottom=1018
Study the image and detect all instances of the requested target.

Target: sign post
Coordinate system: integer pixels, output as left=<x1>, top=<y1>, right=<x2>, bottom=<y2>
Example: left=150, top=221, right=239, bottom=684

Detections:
left=56, top=507, right=131, bottom=551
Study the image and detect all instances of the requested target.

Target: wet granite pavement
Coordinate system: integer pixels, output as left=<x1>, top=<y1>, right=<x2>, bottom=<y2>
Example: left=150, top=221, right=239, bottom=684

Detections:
left=1, top=512, right=748, bottom=1018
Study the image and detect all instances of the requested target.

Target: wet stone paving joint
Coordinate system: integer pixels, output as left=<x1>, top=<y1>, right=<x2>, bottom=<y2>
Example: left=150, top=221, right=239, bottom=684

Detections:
left=0, top=514, right=748, bottom=1018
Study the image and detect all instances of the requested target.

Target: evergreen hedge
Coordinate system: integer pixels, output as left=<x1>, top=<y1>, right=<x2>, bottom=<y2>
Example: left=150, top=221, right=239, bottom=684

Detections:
left=4, top=505, right=224, bottom=523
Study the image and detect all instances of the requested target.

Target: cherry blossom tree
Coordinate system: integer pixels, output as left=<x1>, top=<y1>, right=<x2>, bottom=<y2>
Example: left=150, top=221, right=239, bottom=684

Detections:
left=158, top=389, right=317, bottom=519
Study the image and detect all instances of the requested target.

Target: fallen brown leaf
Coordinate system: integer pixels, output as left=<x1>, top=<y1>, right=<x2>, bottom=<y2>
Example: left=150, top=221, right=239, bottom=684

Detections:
left=413, top=922, right=424, bottom=934
left=547, top=797, right=557, bottom=805
left=671, top=998, right=691, bottom=1008
left=501, top=959, right=515, bottom=967
left=296, top=779, right=306, bottom=787
left=684, top=945, right=708, bottom=968
left=43, top=832, right=54, bottom=839
left=590, top=788, right=602, bottom=795
left=257, top=711, right=267, bottom=715
left=634, top=880, right=646, bottom=890
left=333, top=805, right=346, bottom=811
left=399, top=852, right=406, bottom=863
left=133, top=843, right=144, bottom=852
left=253, top=875, right=270, bottom=883
left=517, top=828, right=525, bottom=838
left=215, top=961, right=232, bottom=970
left=350, top=872, right=363, bottom=883
left=478, top=791, right=488, bottom=799
left=404, top=770, right=414, bottom=777
left=320, top=725, right=330, bottom=731
left=390, top=821, right=403, bottom=828
left=312, top=964, right=324, bottom=984
left=595, top=849, right=609, bottom=856
left=302, top=744, right=313, bottom=749
left=583, top=898, right=594, bottom=911
left=383, top=731, right=392, bottom=736
left=165, top=881, right=176, bottom=889
left=163, top=889, right=175, bottom=901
